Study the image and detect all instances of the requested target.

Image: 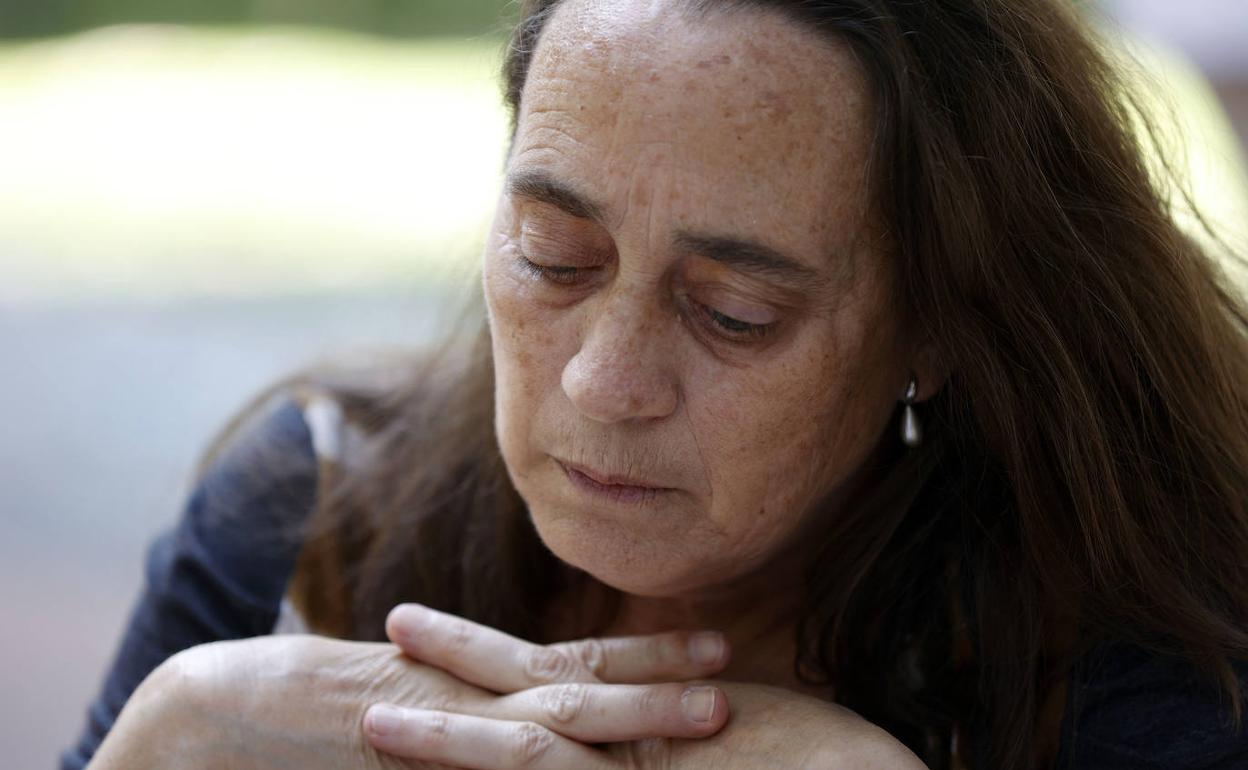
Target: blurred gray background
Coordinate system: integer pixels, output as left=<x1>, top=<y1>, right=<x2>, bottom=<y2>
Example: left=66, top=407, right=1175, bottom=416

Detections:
left=1, top=1, right=1246, bottom=767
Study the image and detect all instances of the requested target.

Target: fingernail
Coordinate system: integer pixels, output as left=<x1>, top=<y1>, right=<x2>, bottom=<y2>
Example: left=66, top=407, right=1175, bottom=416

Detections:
left=366, top=704, right=404, bottom=737
left=688, top=632, right=724, bottom=666
left=681, top=686, right=717, bottom=723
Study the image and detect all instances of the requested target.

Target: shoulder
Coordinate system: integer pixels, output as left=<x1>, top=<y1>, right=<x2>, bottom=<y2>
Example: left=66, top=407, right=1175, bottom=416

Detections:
left=163, top=387, right=329, bottom=613
left=193, top=378, right=378, bottom=526
left=57, top=386, right=343, bottom=770
left=190, top=388, right=321, bottom=534
left=200, top=390, right=317, bottom=489
left=1058, top=640, right=1248, bottom=768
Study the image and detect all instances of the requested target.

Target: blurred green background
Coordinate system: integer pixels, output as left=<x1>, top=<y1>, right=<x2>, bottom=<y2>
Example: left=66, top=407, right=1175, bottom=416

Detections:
left=0, top=2, right=519, bottom=305
left=0, top=2, right=1246, bottom=769
left=0, top=0, right=511, bottom=39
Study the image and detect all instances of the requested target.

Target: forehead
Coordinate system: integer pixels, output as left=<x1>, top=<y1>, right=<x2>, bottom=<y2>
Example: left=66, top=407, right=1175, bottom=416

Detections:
left=513, top=0, right=877, bottom=268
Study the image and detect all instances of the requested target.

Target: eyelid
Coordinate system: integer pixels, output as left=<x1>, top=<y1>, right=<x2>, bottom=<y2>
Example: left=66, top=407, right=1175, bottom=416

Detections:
left=689, top=298, right=777, bottom=343
left=515, top=252, right=587, bottom=285
left=691, top=282, right=782, bottom=326
left=518, top=209, right=612, bottom=258
left=698, top=296, right=777, bottom=326
left=513, top=251, right=779, bottom=345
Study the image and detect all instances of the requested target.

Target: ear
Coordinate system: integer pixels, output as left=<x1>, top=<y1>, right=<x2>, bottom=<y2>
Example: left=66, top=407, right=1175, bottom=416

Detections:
left=905, top=334, right=948, bottom=403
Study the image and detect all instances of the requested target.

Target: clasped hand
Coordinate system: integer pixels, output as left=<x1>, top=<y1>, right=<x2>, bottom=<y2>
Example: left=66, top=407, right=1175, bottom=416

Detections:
left=102, top=604, right=925, bottom=769
left=362, top=605, right=922, bottom=768
left=362, top=603, right=732, bottom=768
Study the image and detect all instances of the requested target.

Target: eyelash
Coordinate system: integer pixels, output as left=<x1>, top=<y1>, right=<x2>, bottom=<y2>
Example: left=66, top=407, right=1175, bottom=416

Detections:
left=515, top=254, right=777, bottom=343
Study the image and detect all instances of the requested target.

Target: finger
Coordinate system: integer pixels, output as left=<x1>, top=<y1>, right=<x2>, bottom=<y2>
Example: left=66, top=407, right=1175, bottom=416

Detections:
left=551, top=630, right=729, bottom=684
left=364, top=705, right=618, bottom=770
left=387, top=604, right=729, bottom=692
left=386, top=604, right=593, bottom=692
left=484, top=681, right=729, bottom=742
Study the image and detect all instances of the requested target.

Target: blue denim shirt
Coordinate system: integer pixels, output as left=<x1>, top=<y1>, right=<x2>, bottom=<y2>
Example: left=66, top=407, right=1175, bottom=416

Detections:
left=60, top=397, right=1248, bottom=769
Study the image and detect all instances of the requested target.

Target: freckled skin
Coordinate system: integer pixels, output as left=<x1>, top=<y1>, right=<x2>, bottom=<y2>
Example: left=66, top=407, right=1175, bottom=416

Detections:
left=482, top=0, right=943, bottom=642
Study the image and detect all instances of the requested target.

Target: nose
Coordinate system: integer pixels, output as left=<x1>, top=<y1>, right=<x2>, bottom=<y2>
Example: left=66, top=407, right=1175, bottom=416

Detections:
left=561, top=293, right=680, bottom=424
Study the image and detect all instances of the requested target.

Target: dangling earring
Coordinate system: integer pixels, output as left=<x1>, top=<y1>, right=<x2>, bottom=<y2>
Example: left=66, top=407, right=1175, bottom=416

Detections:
left=901, top=374, right=923, bottom=448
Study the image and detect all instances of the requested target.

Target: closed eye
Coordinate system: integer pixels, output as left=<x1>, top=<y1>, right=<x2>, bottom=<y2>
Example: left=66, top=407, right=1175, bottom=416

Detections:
left=692, top=300, right=775, bottom=341
left=516, top=254, right=583, bottom=285
left=515, top=252, right=777, bottom=343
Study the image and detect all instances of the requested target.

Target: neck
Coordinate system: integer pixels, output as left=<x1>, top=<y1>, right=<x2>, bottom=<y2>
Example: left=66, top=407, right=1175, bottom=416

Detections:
left=549, top=539, right=828, bottom=696
left=606, top=577, right=799, bottom=641
left=611, top=588, right=812, bottom=690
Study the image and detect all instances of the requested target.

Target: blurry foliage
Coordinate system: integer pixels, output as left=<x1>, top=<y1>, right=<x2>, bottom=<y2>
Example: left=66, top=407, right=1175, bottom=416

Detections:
left=0, top=0, right=513, bottom=39
left=0, top=0, right=1106, bottom=40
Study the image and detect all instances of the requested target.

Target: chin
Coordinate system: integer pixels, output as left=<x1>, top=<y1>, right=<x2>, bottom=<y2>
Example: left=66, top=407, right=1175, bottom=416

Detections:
left=529, top=507, right=702, bottom=598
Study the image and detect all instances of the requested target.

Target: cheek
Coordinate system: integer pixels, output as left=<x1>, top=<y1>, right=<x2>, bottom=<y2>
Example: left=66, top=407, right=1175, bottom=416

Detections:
left=486, top=245, right=535, bottom=348
left=694, top=330, right=896, bottom=552
left=483, top=250, right=566, bottom=468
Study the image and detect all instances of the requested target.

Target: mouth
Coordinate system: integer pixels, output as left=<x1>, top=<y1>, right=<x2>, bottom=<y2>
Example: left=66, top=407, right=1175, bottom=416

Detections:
left=555, top=459, right=671, bottom=505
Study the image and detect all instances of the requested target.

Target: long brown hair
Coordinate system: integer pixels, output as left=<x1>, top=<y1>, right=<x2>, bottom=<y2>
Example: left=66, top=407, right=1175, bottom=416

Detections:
left=254, top=1, right=1248, bottom=767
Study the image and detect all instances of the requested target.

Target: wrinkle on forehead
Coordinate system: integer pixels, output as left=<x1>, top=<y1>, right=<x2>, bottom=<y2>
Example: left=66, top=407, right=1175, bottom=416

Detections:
left=518, top=0, right=882, bottom=290
left=528, top=0, right=873, bottom=156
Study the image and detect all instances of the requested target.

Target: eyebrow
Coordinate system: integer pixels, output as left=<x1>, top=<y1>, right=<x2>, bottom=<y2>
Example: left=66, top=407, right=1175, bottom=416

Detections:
left=673, top=232, right=829, bottom=294
left=505, top=169, right=606, bottom=222
left=505, top=168, right=829, bottom=293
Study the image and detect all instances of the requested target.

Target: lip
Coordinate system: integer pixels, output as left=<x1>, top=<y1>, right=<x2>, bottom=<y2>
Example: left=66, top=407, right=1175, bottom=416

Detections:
left=555, top=459, right=671, bottom=504
left=558, top=459, right=666, bottom=488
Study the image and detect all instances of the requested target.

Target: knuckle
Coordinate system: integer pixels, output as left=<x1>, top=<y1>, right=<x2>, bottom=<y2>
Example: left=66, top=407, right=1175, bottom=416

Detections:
left=441, top=617, right=473, bottom=653
left=634, top=684, right=667, bottom=718
left=647, top=634, right=676, bottom=666
left=423, top=711, right=452, bottom=745
left=572, top=638, right=606, bottom=678
left=511, top=721, right=555, bottom=766
left=154, top=648, right=215, bottom=708
left=524, top=646, right=575, bottom=683
left=537, top=683, right=589, bottom=724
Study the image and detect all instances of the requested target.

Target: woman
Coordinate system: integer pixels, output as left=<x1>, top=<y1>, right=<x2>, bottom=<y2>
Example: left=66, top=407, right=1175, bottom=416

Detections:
left=67, top=0, right=1248, bottom=768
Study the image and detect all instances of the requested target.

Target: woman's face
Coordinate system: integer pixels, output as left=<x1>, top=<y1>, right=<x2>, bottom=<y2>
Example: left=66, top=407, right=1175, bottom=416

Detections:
left=483, top=0, right=928, bottom=598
